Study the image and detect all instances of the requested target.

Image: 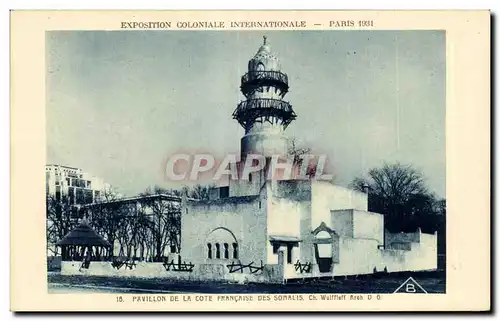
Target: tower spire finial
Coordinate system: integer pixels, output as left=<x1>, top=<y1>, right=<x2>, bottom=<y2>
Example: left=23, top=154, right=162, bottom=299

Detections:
left=263, top=35, right=267, bottom=45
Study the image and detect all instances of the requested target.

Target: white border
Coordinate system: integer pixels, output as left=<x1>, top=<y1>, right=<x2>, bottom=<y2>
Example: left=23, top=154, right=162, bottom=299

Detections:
left=4, top=1, right=497, bottom=320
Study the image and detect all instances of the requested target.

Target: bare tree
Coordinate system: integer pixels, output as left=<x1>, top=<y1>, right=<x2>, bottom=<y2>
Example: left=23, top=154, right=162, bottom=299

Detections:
left=135, top=209, right=154, bottom=261
left=78, top=185, right=185, bottom=262
left=351, top=163, right=427, bottom=201
left=350, top=163, right=441, bottom=232
left=86, top=188, right=123, bottom=258
left=288, top=137, right=321, bottom=179
left=166, top=187, right=188, bottom=197
left=139, top=186, right=182, bottom=261
left=434, top=198, right=446, bottom=216
left=189, top=184, right=214, bottom=200
left=288, top=137, right=311, bottom=165
left=46, top=194, right=77, bottom=258
left=115, top=203, right=142, bottom=258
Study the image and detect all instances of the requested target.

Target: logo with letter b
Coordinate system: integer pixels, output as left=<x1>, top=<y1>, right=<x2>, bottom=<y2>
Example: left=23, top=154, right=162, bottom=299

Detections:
left=405, top=283, right=416, bottom=293
left=394, top=277, right=428, bottom=294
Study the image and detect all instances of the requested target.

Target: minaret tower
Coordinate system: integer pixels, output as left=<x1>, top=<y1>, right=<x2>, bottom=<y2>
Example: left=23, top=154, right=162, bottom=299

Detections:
left=233, top=36, right=296, bottom=159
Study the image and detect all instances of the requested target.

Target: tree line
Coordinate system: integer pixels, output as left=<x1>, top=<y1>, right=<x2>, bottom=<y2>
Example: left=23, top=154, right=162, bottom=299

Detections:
left=46, top=184, right=214, bottom=262
left=350, top=162, right=445, bottom=234
left=349, top=162, right=446, bottom=257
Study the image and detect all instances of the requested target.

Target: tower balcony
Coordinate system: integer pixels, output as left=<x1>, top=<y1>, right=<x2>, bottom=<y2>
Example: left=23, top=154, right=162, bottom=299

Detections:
left=233, top=98, right=297, bottom=129
left=240, top=71, right=289, bottom=97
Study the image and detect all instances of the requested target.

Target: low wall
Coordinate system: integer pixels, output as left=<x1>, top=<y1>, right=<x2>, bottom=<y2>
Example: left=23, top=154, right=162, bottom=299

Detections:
left=283, top=232, right=437, bottom=279
left=60, top=231, right=437, bottom=282
left=61, top=261, right=284, bottom=284
left=283, top=261, right=331, bottom=280
left=334, top=233, right=437, bottom=276
left=385, top=229, right=422, bottom=246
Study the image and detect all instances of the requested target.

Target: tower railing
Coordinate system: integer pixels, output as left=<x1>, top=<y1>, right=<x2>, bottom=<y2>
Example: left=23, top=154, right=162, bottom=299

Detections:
left=233, top=98, right=296, bottom=129
left=241, top=71, right=289, bottom=85
left=240, top=71, right=289, bottom=95
left=234, top=98, right=294, bottom=115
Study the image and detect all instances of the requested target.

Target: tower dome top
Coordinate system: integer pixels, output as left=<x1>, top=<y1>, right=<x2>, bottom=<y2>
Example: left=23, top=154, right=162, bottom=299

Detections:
left=254, top=36, right=274, bottom=58
left=249, top=36, right=281, bottom=71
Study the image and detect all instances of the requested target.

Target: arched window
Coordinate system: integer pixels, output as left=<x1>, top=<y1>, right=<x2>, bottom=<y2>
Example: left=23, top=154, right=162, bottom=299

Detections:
left=206, top=228, right=238, bottom=260
left=207, top=243, right=212, bottom=259
left=232, top=243, right=238, bottom=259
left=215, top=243, right=221, bottom=259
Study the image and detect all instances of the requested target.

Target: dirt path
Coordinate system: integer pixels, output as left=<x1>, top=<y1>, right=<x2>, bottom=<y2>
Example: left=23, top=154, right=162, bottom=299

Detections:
left=48, top=272, right=445, bottom=294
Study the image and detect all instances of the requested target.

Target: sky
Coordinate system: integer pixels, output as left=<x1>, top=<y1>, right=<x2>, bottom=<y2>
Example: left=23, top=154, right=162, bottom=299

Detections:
left=46, top=30, right=445, bottom=198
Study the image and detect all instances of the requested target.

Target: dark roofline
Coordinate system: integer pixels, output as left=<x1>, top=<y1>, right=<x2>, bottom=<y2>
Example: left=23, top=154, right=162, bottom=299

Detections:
left=46, top=164, right=81, bottom=170
left=81, top=193, right=197, bottom=208
left=56, top=222, right=112, bottom=247
left=188, top=195, right=260, bottom=206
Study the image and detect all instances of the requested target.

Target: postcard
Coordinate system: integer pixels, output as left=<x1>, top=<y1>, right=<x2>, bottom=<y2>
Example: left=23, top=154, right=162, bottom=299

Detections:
left=10, top=10, right=490, bottom=312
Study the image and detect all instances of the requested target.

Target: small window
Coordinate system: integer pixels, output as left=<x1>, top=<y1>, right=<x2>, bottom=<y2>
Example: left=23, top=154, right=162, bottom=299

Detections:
left=207, top=244, right=212, bottom=259
left=249, top=173, right=252, bottom=183
left=232, top=243, right=238, bottom=259
left=287, top=244, right=293, bottom=264
left=223, top=243, right=229, bottom=259
left=215, top=243, right=220, bottom=259
left=55, top=186, right=61, bottom=201
left=272, top=243, right=280, bottom=254
left=68, top=187, right=74, bottom=204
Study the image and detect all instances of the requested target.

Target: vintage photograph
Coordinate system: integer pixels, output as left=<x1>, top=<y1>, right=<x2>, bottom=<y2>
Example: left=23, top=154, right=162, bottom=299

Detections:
left=45, top=30, right=446, bottom=294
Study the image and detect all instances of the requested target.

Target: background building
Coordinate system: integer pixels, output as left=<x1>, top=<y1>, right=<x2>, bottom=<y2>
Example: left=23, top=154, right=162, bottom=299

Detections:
left=45, top=164, right=110, bottom=205
left=46, top=164, right=112, bottom=263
